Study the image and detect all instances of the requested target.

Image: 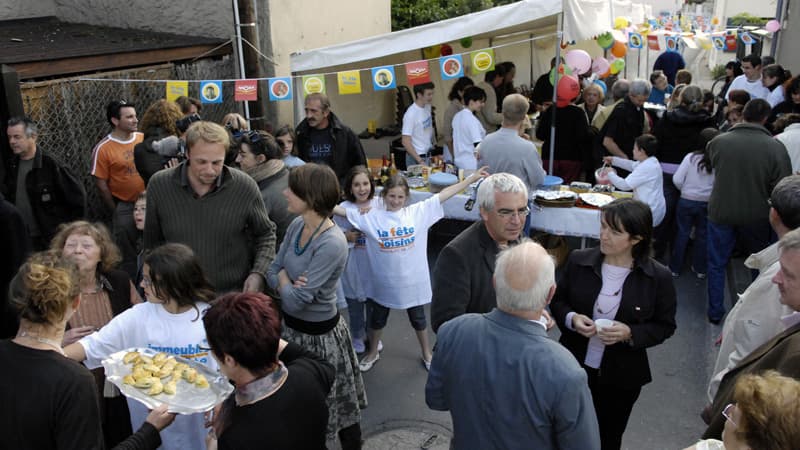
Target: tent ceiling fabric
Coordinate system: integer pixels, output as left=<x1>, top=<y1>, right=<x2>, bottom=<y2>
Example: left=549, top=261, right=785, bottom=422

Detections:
left=290, top=0, right=562, bottom=73
left=563, top=0, right=612, bottom=43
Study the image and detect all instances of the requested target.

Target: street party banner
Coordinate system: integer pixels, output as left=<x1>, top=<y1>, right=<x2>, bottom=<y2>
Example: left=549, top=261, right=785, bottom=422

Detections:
left=337, top=70, right=362, bottom=95
left=302, top=75, right=326, bottom=95
left=405, top=60, right=431, bottom=85
left=665, top=36, right=679, bottom=52
left=439, top=54, right=464, bottom=80
left=628, top=32, right=643, bottom=49
left=371, top=66, right=396, bottom=90
left=199, top=81, right=223, bottom=104
left=470, top=48, right=495, bottom=75
left=166, top=81, right=188, bottom=102
left=647, top=34, right=660, bottom=51
left=268, top=78, right=292, bottom=101
left=234, top=79, right=258, bottom=101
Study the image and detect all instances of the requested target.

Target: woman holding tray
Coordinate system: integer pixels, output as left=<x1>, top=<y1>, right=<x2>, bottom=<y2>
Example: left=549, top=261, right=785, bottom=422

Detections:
left=1, top=251, right=174, bottom=450
left=65, top=243, right=216, bottom=450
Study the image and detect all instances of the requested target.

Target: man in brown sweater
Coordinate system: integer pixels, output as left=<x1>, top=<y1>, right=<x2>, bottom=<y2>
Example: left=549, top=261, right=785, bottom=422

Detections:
left=144, top=121, right=275, bottom=293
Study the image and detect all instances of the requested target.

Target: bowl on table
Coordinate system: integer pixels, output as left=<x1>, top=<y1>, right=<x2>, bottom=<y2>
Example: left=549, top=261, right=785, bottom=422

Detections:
left=428, top=172, right=458, bottom=194
left=537, top=175, right=563, bottom=191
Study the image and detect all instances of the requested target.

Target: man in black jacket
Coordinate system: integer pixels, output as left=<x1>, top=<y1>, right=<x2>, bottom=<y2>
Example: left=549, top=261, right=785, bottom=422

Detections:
left=295, top=93, right=366, bottom=184
left=5, top=116, right=85, bottom=249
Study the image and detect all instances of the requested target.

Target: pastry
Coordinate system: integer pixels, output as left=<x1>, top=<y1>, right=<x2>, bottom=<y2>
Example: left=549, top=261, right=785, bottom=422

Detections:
left=123, top=351, right=140, bottom=364
left=147, top=380, right=164, bottom=396
left=195, top=374, right=209, bottom=389
left=163, top=380, right=177, bottom=395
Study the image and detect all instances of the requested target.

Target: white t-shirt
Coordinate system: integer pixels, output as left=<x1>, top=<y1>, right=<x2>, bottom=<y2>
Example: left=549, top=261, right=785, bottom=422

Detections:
left=345, top=195, right=444, bottom=309
left=80, top=301, right=215, bottom=450
left=726, top=74, right=770, bottom=101
left=608, top=156, right=666, bottom=226
left=334, top=198, right=381, bottom=301
left=767, top=85, right=785, bottom=108
left=402, top=103, right=434, bottom=154
left=452, top=108, right=485, bottom=170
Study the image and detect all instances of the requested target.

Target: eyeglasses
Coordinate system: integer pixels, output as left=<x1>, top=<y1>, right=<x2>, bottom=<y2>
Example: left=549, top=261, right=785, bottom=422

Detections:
left=234, top=129, right=263, bottom=144
left=496, top=206, right=530, bottom=219
left=722, top=403, right=737, bottom=427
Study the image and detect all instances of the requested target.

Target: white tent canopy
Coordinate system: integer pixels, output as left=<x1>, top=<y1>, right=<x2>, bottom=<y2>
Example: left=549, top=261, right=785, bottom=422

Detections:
left=291, top=0, right=563, bottom=73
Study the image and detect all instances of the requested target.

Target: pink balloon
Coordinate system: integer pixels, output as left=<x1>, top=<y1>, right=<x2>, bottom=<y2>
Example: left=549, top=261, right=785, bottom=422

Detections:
left=565, top=49, right=592, bottom=75
left=591, top=57, right=610, bottom=75
left=765, top=19, right=781, bottom=32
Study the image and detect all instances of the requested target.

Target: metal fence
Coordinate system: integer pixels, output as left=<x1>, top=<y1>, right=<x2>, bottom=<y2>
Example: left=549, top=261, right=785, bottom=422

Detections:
left=20, top=57, right=237, bottom=220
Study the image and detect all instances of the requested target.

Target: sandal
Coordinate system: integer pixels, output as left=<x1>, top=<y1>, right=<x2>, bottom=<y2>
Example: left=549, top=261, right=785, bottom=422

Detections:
left=359, top=353, right=380, bottom=372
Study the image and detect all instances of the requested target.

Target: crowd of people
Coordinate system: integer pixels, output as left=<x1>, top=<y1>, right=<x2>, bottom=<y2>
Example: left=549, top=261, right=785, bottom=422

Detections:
left=2, top=48, right=800, bottom=450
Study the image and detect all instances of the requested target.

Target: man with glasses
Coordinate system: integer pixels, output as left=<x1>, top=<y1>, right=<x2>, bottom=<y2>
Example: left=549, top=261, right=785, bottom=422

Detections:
left=144, top=121, right=276, bottom=293
left=295, top=93, right=366, bottom=185
left=431, top=173, right=531, bottom=332
left=90, top=100, right=144, bottom=278
left=702, top=226, right=800, bottom=440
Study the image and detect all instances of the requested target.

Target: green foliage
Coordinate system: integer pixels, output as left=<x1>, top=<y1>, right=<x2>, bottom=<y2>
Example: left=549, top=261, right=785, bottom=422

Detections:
left=710, top=64, right=726, bottom=79
left=728, top=13, right=768, bottom=27
left=392, top=0, right=519, bottom=31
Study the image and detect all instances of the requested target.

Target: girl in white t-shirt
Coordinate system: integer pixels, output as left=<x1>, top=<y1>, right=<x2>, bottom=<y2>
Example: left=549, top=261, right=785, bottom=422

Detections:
left=452, top=86, right=488, bottom=170
left=333, top=168, right=488, bottom=372
left=334, top=166, right=378, bottom=353
left=65, top=243, right=217, bottom=450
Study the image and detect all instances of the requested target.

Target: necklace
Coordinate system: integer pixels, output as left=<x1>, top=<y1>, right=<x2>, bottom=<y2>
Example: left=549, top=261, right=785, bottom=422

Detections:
left=17, top=331, right=65, bottom=355
left=294, top=218, right=327, bottom=256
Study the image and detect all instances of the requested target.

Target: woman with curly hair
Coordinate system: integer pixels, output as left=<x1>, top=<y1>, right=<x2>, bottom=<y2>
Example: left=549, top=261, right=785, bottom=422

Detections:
left=133, top=99, right=184, bottom=185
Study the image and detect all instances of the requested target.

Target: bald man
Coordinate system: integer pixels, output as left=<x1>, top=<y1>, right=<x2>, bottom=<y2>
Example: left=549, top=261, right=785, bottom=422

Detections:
left=426, top=241, right=600, bottom=449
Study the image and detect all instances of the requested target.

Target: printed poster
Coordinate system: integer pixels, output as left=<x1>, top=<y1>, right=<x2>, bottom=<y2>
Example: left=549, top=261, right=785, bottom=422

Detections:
left=739, top=32, right=756, bottom=46
left=439, top=54, right=464, bottom=80
left=199, top=81, right=222, bottom=104
left=165, top=81, right=188, bottom=102
left=647, top=34, right=660, bottom=51
left=628, top=32, right=643, bottom=49
left=337, top=70, right=362, bottom=95
left=470, top=49, right=495, bottom=75
left=268, top=78, right=292, bottom=101
left=371, top=66, right=396, bottom=91
left=302, top=75, right=326, bottom=95
left=234, top=79, right=258, bottom=102
left=665, top=36, right=679, bottom=52
left=404, top=61, right=431, bottom=86
left=712, top=36, right=725, bottom=51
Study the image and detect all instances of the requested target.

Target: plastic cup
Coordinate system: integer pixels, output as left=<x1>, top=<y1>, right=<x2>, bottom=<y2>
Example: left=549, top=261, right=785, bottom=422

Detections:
left=594, top=318, right=614, bottom=332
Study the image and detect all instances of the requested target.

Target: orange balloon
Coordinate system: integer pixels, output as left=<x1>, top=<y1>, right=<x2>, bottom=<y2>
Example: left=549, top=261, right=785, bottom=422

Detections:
left=611, top=40, right=627, bottom=58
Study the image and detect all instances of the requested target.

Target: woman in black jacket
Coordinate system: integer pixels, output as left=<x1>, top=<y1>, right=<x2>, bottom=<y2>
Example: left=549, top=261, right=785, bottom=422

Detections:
left=551, top=199, right=677, bottom=450
left=652, top=85, right=717, bottom=259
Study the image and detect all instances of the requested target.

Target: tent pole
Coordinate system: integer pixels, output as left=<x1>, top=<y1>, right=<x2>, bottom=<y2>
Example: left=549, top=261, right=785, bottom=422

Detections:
left=232, top=0, right=252, bottom=121
left=548, top=14, right=563, bottom=176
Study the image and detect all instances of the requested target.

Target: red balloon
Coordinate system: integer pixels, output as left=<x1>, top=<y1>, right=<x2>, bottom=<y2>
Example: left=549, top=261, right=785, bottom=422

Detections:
left=440, top=44, right=453, bottom=56
left=556, top=75, right=580, bottom=107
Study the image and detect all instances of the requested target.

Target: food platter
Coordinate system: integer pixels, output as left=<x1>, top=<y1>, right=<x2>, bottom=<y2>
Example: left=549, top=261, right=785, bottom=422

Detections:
left=533, top=190, right=577, bottom=208
left=102, top=347, right=232, bottom=414
left=578, top=192, right=615, bottom=209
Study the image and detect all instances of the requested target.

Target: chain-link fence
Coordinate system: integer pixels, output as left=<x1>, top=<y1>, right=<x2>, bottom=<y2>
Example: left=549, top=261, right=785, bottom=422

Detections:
left=20, top=57, right=237, bottom=220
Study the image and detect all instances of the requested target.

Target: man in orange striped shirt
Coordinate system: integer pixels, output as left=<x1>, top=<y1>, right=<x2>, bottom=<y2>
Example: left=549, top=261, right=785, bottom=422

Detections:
left=90, top=100, right=144, bottom=278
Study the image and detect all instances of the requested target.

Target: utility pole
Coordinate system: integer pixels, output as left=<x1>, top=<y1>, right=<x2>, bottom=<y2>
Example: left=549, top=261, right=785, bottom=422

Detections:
left=236, top=0, right=266, bottom=129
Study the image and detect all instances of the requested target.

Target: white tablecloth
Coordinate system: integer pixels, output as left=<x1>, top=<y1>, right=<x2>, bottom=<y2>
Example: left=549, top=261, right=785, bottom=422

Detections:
left=403, top=189, right=601, bottom=239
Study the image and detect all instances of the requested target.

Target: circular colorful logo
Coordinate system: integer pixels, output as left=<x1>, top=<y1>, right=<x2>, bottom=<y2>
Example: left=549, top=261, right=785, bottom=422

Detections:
left=303, top=77, right=324, bottom=94
left=201, top=83, right=220, bottom=101
left=271, top=80, right=289, bottom=98
left=374, top=69, right=393, bottom=87
left=442, top=57, right=462, bottom=76
left=472, top=51, right=493, bottom=72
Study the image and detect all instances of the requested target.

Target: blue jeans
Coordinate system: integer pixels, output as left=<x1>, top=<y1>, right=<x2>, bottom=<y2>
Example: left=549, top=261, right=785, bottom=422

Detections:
left=707, top=219, right=774, bottom=321
left=654, top=173, right=680, bottom=259
left=670, top=198, right=708, bottom=275
left=346, top=297, right=368, bottom=340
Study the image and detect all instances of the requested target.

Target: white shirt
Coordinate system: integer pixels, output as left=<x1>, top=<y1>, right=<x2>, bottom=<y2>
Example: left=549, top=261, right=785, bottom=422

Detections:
left=80, top=301, right=215, bottom=450
left=672, top=153, right=715, bottom=202
left=775, top=123, right=800, bottom=174
left=608, top=156, right=667, bottom=226
left=402, top=103, right=434, bottom=154
left=767, top=85, right=786, bottom=107
left=726, top=74, right=771, bottom=101
left=452, top=108, right=485, bottom=170
left=584, top=264, right=631, bottom=369
left=346, top=194, right=443, bottom=309
left=334, top=198, right=381, bottom=300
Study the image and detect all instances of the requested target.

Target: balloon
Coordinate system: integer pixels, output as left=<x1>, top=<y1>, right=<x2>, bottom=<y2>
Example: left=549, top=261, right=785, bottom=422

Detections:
left=610, top=58, right=625, bottom=74
left=711, top=17, right=720, bottom=25
left=614, top=16, right=628, bottom=30
left=565, top=49, right=592, bottom=75
left=611, top=40, right=628, bottom=57
left=556, top=75, right=580, bottom=107
left=593, top=79, right=608, bottom=95
left=591, top=57, right=610, bottom=75
left=422, top=45, right=441, bottom=59
left=696, top=35, right=713, bottom=50
left=460, top=37, right=473, bottom=48
left=440, top=44, right=453, bottom=56
left=766, top=20, right=781, bottom=32
left=597, top=32, right=614, bottom=49
left=548, top=64, right=573, bottom=86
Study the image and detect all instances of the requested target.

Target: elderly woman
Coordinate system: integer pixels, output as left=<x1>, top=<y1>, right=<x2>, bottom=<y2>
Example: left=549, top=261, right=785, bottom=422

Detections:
left=551, top=198, right=677, bottom=450
left=204, top=292, right=335, bottom=449
left=266, top=163, right=365, bottom=450
left=1, top=252, right=173, bottom=449
left=580, top=83, right=606, bottom=125
left=51, top=220, right=139, bottom=446
left=235, top=130, right=296, bottom=246
left=274, top=125, right=306, bottom=168
left=686, top=371, right=800, bottom=450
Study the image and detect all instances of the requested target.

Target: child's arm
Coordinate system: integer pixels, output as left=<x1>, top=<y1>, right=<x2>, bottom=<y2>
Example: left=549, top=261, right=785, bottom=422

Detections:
left=332, top=205, right=346, bottom=217
left=437, top=166, right=489, bottom=203
left=608, top=156, right=635, bottom=172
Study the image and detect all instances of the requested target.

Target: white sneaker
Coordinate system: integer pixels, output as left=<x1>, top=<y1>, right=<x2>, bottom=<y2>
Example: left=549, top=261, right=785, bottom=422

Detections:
left=352, top=338, right=365, bottom=354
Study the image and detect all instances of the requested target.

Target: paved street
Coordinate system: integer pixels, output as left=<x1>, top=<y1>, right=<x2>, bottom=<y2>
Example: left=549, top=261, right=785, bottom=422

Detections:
left=350, top=221, right=750, bottom=450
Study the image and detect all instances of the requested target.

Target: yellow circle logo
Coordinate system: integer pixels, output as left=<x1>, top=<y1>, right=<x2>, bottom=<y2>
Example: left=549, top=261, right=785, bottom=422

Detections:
left=473, top=51, right=493, bottom=71
left=304, top=77, right=323, bottom=94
